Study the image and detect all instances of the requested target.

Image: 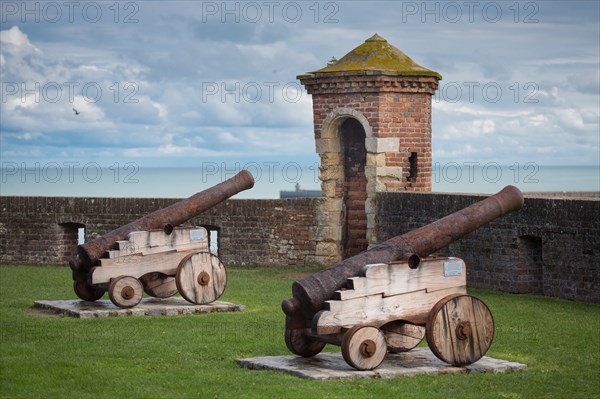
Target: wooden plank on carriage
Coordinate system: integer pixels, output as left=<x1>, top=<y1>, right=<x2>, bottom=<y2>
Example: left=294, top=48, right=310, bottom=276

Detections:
left=107, top=227, right=208, bottom=259
left=148, top=228, right=183, bottom=247
left=121, top=227, right=204, bottom=249
left=105, top=240, right=140, bottom=258
left=91, top=251, right=192, bottom=284
left=123, top=229, right=172, bottom=249
left=138, top=241, right=209, bottom=256
left=315, top=285, right=467, bottom=335
left=123, top=231, right=152, bottom=248
left=109, top=239, right=208, bottom=260
left=153, top=227, right=207, bottom=247
left=335, top=258, right=466, bottom=301
left=109, top=231, right=155, bottom=255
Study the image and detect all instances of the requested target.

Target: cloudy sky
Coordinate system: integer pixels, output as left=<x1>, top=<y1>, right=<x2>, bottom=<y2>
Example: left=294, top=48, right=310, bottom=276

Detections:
left=1, top=1, right=599, bottom=175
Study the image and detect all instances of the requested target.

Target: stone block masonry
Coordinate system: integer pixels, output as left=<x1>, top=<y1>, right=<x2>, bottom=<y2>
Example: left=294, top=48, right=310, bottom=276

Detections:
left=0, top=196, right=323, bottom=267
left=198, top=198, right=323, bottom=265
left=375, top=192, right=600, bottom=303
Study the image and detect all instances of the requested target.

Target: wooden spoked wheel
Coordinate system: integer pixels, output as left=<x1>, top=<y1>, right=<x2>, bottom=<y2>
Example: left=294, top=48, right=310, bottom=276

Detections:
left=426, top=294, right=494, bottom=366
left=176, top=252, right=227, bottom=305
left=381, top=321, right=426, bottom=353
left=73, top=273, right=104, bottom=302
left=140, top=273, right=178, bottom=298
left=341, top=326, right=387, bottom=370
left=284, top=317, right=326, bottom=357
left=108, top=275, right=144, bottom=308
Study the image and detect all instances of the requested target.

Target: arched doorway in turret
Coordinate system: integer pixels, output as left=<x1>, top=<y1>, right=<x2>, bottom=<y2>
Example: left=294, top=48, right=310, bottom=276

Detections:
left=340, top=118, right=368, bottom=258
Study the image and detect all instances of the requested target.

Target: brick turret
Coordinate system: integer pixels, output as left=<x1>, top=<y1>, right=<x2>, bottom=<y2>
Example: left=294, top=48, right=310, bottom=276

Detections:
left=299, top=34, right=441, bottom=262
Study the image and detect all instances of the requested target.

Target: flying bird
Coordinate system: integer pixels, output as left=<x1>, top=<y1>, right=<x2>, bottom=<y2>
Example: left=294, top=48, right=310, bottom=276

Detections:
left=73, top=108, right=80, bottom=115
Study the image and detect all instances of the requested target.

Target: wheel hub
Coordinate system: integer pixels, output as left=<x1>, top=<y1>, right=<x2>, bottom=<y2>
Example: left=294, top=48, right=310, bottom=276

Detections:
left=198, top=271, right=210, bottom=286
left=360, top=339, right=376, bottom=358
left=121, top=286, right=134, bottom=300
left=456, top=321, right=472, bottom=340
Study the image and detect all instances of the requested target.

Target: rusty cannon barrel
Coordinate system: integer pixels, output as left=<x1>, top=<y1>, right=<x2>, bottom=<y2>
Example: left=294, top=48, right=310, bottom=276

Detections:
left=70, top=170, right=254, bottom=273
left=282, top=185, right=524, bottom=320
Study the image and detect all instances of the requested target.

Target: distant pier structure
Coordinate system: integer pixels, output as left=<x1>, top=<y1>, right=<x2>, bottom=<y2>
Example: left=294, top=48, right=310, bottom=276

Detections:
left=280, top=183, right=322, bottom=199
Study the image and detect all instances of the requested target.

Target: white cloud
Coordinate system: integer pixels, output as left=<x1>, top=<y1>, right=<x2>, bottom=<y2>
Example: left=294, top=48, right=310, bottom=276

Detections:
left=528, top=114, right=547, bottom=126
left=433, top=102, right=532, bottom=118
left=218, top=131, right=243, bottom=144
left=527, top=56, right=600, bottom=66
left=0, top=26, right=40, bottom=53
left=0, top=2, right=598, bottom=172
left=535, top=87, right=565, bottom=107
left=554, top=108, right=587, bottom=130
left=235, top=41, right=286, bottom=60
left=439, top=119, right=495, bottom=140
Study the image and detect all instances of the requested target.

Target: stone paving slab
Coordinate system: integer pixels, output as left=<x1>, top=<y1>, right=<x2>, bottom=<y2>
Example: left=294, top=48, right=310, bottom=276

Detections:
left=33, top=298, right=244, bottom=318
left=236, top=348, right=527, bottom=380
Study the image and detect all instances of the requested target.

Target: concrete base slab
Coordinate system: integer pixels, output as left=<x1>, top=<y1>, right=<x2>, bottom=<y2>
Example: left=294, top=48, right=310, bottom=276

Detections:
left=236, top=348, right=527, bottom=380
left=33, top=298, right=244, bottom=319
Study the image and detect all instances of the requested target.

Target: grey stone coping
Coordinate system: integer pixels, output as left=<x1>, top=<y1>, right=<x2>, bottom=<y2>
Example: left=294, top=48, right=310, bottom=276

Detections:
left=33, top=297, right=244, bottom=318
left=236, top=348, right=527, bottom=380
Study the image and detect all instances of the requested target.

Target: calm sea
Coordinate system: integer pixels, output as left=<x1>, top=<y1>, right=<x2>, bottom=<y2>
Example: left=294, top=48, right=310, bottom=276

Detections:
left=1, top=164, right=598, bottom=198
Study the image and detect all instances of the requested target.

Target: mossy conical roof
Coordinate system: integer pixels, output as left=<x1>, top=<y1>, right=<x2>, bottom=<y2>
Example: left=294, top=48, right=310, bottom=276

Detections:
left=311, top=34, right=441, bottom=79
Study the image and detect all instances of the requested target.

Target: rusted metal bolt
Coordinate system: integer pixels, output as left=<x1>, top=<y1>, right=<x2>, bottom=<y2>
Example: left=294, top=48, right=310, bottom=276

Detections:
left=456, top=321, right=472, bottom=340
left=198, top=271, right=210, bottom=286
left=121, top=286, right=134, bottom=300
left=360, top=339, right=376, bottom=358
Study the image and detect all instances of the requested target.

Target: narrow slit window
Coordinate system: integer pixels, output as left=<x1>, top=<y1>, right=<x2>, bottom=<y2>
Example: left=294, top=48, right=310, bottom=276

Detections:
left=200, top=225, right=220, bottom=256
left=78, top=227, right=85, bottom=245
left=409, top=152, right=418, bottom=181
left=210, top=229, right=219, bottom=256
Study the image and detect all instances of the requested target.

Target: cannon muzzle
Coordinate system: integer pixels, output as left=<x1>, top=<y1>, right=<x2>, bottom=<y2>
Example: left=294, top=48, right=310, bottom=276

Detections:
left=282, top=185, right=524, bottom=319
left=71, top=170, right=254, bottom=272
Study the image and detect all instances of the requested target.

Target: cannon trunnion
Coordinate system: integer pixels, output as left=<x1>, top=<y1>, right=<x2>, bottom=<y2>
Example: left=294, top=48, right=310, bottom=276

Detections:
left=282, top=185, right=523, bottom=370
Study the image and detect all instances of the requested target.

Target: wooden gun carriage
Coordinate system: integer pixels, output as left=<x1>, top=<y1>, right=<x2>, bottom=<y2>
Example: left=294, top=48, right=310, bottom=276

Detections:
left=88, top=226, right=226, bottom=308
left=69, top=171, right=254, bottom=309
left=282, top=186, right=524, bottom=370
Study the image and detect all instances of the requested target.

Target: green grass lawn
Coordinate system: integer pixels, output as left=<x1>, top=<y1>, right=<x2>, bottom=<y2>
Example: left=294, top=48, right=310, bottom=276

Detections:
left=0, top=264, right=598, bottom=399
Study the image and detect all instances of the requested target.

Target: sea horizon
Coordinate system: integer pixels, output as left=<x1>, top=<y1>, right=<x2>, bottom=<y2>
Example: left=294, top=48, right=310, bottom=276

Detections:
left=1, top=164, right=598, bottom=199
